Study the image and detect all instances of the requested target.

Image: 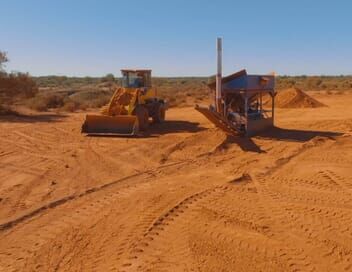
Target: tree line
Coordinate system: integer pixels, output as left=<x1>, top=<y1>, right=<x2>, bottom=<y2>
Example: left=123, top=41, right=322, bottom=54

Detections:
left=0, top=51, right=38, bottom=105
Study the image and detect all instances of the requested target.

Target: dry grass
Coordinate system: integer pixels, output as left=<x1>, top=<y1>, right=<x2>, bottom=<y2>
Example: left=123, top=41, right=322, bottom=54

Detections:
left=61, top=101, right=79, bottom=112
left=31, top=75, right=352, bottom=110
left=0, top=60, right=39, bottom=112
left=154, top=78, right=211, bottom=107
left=335, top=90, right=345, bottom=95
left=25, top=86, right=113, bottom=112
left=0, top=104, right=19, bottom=116
left=0, top=72, right=38, bottom=99
left=26, top=94, right=65, bottom=111
left=4, top=75, right=348, bottom=112
left=25, top=78, right=211, bottom=111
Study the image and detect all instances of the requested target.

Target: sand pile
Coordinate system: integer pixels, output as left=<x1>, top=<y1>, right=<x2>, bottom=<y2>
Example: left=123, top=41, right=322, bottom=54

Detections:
left=275, top=88, right=326, bottom=108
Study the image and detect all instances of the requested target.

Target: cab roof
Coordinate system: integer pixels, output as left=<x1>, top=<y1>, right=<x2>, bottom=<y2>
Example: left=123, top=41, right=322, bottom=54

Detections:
left=121, top=69, right=152, bottom=73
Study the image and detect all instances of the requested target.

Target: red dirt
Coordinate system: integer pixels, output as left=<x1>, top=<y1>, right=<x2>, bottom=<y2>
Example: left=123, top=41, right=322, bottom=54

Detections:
left=0, top=92, right=352, bottom=271
left=275, top=87, right=326, bottom=108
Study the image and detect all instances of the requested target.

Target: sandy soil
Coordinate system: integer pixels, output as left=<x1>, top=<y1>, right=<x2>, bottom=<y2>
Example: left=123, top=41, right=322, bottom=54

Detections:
left=0, top=92, right=352, bottom=271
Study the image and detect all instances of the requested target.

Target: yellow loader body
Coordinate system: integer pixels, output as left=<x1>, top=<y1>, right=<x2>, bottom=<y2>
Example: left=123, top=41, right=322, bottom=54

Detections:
left=81, top=69, right=165, bottom=136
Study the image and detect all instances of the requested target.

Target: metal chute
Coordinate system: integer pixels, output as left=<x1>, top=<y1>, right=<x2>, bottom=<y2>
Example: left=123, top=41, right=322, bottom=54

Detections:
left=195, top=105, right=240, bottom=135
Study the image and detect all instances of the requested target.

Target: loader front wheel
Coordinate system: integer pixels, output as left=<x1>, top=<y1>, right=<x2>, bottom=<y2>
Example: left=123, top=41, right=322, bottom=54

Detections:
left=152, top=103, right=166, bottom=123
left=135, top=106, right=149, bottom=131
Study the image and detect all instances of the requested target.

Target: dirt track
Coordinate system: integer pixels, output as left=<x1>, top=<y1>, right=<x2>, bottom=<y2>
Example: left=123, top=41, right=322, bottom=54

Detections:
left=0, top=92, right=352, bottom=271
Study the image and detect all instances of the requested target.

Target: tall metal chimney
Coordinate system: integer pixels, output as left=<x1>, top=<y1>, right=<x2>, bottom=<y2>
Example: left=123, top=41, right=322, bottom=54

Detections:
left=216, top=37, right=222, bottom=114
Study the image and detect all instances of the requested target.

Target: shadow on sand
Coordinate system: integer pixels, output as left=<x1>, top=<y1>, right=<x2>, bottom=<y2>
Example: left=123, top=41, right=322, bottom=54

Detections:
left=84, top=119, right=342, bottom=154
left=85, top=120, right=206, bottom=138
left=222, top=135, right=266, bottom=153
left=256, top=126, right=342, bottom=142
left=0, top=113, right=67, bottom=123
left=145, top=120, right=206, bottom=136
left=220, top=126, right=342, bottom=154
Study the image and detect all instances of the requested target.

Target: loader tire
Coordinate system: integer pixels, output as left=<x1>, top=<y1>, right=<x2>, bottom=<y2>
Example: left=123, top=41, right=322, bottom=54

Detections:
left=152, top=103, right=166, bottom=123
left=135, top=106, right=149, bottom=131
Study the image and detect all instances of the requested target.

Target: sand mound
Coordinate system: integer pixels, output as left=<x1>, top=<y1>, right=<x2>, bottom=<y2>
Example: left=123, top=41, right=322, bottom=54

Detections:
left=159, top=129, right=227, bottom=163
left=275, top=88, right=326, bottom=108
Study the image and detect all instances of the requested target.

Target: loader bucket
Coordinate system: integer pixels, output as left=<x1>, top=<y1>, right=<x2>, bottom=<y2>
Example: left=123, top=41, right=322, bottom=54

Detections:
left=81, top=114, right=139, bottom=136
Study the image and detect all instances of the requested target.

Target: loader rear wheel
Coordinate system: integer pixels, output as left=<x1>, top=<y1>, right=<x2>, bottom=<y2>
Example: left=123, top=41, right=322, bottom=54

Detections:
left=152, top=103, right=166, bottom=123
left=135, top=106, right=149, bottom=131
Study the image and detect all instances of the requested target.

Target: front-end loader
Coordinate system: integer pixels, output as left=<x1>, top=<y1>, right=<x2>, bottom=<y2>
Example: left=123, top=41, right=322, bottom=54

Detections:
left=81, top=69, right=167, bottom=136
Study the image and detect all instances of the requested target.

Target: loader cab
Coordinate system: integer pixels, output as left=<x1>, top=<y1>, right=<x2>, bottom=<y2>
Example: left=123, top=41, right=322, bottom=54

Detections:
left=121, top=69, right=152, bottom=88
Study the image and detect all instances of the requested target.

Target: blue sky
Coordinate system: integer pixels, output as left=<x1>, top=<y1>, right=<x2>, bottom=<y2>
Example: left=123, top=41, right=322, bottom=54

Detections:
left=1, top=0, right=351, bottom=76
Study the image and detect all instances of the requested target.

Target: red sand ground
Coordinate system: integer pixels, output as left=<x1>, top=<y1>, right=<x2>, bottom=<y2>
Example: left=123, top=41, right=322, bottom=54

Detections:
left=0, top=92, right=351, bottom=271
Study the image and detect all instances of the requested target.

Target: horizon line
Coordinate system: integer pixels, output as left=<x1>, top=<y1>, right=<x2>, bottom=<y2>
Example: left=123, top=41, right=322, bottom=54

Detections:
left=30, top=73, right=352, bottom=78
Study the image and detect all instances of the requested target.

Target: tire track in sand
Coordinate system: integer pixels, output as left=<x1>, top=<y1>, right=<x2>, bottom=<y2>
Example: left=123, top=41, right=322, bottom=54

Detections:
left=251, top=136, right=352, bottom=272
left=118, top=184, right=230, bottom=271
left=0, top=160, right=188, bottom=232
